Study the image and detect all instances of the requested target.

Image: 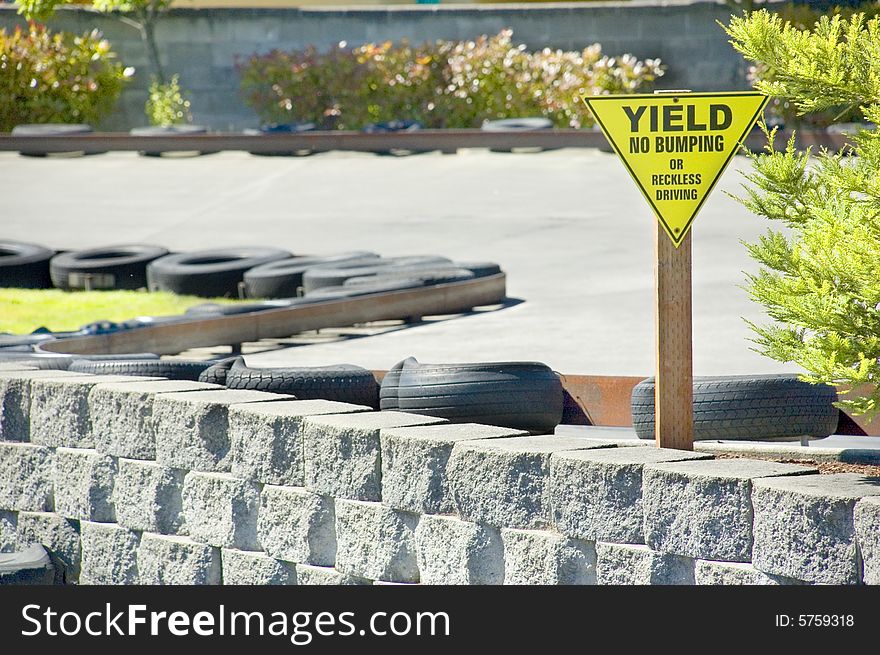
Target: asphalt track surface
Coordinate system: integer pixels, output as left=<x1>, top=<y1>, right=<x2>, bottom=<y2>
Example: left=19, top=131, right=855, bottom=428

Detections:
left=1, top=147, right=797, bottom=377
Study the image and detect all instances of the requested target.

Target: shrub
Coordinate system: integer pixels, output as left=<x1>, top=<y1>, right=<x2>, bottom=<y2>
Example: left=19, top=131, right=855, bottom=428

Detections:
left=146, top=74, right=193, bottom=126
left=744, top=2, right=880, bottom=127
left=238, top=30, right=663, bottom=129
left=0, top=23, right=131, bottom=132
left=726, top=10, right=880, bottom=416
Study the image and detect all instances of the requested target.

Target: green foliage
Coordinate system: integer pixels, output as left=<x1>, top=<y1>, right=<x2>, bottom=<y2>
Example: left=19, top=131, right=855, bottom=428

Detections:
left=145, top=74, right=192, bottom=126
left=239, top=30, right=663, bottom=129
left=18, top=0, right=173, bottom=21
left=733, top=5, right=880, bottom=126
left=0, top=23, right=131, bottom=131
left=19, top=0, right=178, bottom=91
left=726, top=11, right=880, bottom=416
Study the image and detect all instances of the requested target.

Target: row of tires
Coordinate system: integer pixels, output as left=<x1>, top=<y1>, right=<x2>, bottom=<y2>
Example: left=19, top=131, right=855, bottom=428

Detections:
left=0, top=241, right=500, bottom=299
left=9, top=119, right=553, bottom=157
left=0, top=343, right=842, bottom=439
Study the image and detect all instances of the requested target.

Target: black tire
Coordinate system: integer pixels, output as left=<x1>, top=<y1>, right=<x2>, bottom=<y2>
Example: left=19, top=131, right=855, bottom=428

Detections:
left=302, top=256, right=452, bottom=294
left=482, top=117, right=553, bottom=153
left=481, top=117, right=553, bottom=131
left=303, top=279, right=427, bottom=300
left=379, top=357, right=417, bottom=411
left=244, top=123, right=316, bottom=157
left=362, top=120, right=422, bottom=133
left=243, top=252, right=379, bottom=299
left=147, top=247, right=293, bottom=297
left=0, top=353, right=73, bottom=370
left=130, top=125, right=212, bottom=157
left=225, top=360, right=378, bottom=408
left=11, top=123, right=94, bottom=156
left=0, top=241, right=55, bottom=288
left=451, top=262, right=503, bottom=278
left=395, top=359, right=563, bottom=433
left=344, top=268, right=475, bottom=288
left=630, top=375, right=839, bottom=441
left=198, top=356, right=241, bottom=386
left=184, top=301, right=291, bottom=316
left=49, top=245, right=169, bottom=291
left=67, top=358, right=214, bottom=381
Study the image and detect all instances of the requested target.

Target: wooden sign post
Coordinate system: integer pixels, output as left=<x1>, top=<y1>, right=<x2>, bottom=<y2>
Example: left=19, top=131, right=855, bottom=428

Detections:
left=581, top=90, right=768, bottom=450
left=654, top=226, right=693, bottom=449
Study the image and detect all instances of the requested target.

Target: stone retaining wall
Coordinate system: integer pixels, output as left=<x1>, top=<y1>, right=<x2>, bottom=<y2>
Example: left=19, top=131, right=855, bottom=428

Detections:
left=0, top=1, right=752, bottom=130
left=1, top=365, right=878, bottom=585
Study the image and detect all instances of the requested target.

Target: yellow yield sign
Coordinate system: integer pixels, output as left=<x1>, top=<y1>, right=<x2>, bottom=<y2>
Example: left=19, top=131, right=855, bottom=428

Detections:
left=582, top=92, right=768, bottom=247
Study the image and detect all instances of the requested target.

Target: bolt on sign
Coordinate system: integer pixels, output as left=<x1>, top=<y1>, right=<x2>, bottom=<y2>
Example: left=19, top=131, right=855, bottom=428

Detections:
left=581, top=92, right=768, bottom=246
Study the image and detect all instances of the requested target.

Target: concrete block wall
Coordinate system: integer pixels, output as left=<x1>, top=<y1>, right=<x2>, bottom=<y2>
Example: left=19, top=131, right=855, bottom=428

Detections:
left=1, top=364, right=879, bottom=585
left=0, top=1, right=752, bottom=130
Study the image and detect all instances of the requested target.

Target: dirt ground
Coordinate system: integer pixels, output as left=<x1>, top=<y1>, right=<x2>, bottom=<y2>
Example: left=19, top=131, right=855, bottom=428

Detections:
left=716, top=453, right=880, bottom=477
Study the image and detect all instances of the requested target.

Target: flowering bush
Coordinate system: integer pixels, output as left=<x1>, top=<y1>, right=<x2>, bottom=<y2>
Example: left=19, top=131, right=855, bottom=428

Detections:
left=0, top=23, right=131, bottom=132
left=239, top=30, right=663, bottom=129
left=146, top=74, right=193, bottom=126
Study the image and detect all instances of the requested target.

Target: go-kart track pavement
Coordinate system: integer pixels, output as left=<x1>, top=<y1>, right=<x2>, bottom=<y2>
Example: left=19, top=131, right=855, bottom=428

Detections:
left=0, top=148, right=797, bottom=377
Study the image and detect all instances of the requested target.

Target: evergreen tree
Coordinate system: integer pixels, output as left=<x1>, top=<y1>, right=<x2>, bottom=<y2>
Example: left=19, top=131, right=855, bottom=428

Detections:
left=725, top=10, right=880, bottom=416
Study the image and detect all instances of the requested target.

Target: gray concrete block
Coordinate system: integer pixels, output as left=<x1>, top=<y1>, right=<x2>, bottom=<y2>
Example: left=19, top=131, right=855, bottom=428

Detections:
left=381, top=423, right=527, bottom=515
left=595, top=542, right=695, bottom=585
left=181, top=472, right=261, bottom=549
left=89, top=379, right=221, bottom=460
left=0, top=370, right=88, bottom=442
left=257, top=485, right=336, bottom=566
left=550, top=447, right=712, bottom=544
left=154, top=389, right=291, bottom=472
left=79, top=521, right=140, bottom=585
left=335, top=499, right=419, bottom=583
left=694, top=560, right=806, bottom=586
left=0, top=378, right=30, bottom=442
left=222, top=548, right=297, bottom=585
left=414, top=514, right=503, bottom=585
left=16, top=511, right=81, bottom=582
left=303, top=411, right=445, bottom=501
left=0, top=510, right=16, bottom=552
left=113, top=459, right=185, bottom=534
left=447, top=436, right=616, bottom=530
left=501, top=528, right=596, bottom=585
left=0, top=443, right=53, bottom=512
left=229, top=399, right=369, bottom=487
left=856, top=496, right=880, bottom=585
left=137, top=533, right=222, bottom=585
left=295, top=563, right=371, bottom=586
left=53, top=448, right=117, bottom=522
left=643, top=459, right=816, bottom=562
left=29, top=375, right=158, bottom=448
left=752, top=474, right=880, bottom=584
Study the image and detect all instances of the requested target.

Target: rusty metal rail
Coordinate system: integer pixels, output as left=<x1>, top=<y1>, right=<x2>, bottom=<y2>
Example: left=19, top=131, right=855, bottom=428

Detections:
left=0, top=128, right=817, bottom=154
left=38, top=273, right=506, bottom=356
left=0, top=130, right=608, bottom=154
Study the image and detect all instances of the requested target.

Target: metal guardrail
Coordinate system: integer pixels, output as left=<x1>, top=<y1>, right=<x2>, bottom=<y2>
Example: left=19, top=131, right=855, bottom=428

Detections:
left=0, top=128, right=831, bottom=154
left=0, top=130, right=610, bottom=154
left=38, top=273, right=507, bottom=356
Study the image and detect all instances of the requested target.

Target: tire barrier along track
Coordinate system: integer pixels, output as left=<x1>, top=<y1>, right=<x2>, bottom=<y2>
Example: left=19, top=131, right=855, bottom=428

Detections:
left=382, top=357, right=564, bottom=433
left=37, top=272, right=507, bottom=357
left=225, top=358, right=379, bottom=408
left=0, top=240, right=55, bottom=289
left=631, top=375, right=840, bottom=442
left=49, top=245, right=169, bottom=291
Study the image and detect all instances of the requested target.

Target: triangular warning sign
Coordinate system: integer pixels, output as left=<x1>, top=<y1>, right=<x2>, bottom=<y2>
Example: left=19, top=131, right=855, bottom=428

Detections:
left=582, top=92, right=767, bottom=247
